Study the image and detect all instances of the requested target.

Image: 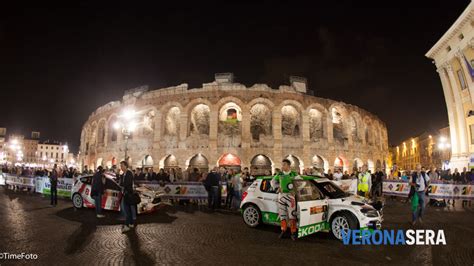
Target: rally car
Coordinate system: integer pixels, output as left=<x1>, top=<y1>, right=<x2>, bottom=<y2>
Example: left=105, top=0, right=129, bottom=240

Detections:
left=240, top=176, right=383, bottom=240
left=71, top=175, right=166, bottom=214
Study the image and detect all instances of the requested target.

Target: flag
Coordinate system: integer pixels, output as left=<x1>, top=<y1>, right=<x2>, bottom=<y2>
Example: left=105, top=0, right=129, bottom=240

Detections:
left=463, top=54, right=474, bottom=80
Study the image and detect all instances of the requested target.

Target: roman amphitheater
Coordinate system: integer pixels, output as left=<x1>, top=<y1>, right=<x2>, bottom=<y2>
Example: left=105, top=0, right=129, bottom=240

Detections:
left=79, top=74, right=388, bottom=176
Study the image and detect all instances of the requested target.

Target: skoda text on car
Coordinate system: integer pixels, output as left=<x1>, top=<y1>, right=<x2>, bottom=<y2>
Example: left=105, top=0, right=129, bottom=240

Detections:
left=71, top=175, right=166, bottom=214
left=240, top=176, right=383, bottom=240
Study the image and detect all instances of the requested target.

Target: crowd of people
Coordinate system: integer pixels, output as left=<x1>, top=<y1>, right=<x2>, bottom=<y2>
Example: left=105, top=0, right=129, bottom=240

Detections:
left=388, top=164, right=474, bottom=184
left=1, top=165, right=81, bottom=179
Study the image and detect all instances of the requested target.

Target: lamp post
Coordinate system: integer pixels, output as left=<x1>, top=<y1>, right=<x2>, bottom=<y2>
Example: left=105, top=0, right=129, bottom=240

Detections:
left=114, top=108, right=138, bottom=162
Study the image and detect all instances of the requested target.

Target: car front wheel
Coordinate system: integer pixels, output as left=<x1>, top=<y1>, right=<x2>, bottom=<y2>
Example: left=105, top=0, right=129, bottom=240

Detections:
left=242, top=204, right=261, bottom=228
left=72, top=193, right=83, bottom=209
left=330, top=212, right=357, bottom=240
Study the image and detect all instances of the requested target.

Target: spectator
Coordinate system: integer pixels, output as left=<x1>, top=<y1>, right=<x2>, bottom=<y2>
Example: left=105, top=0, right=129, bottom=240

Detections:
left=232, top=170, right=244, bottom=210
left=428, top=166, right=439, bottom=181
left=326, top=169, right=333, bottom=180
left=145, top=168, right=155, bottom=181
left=333, top=169, right=343, bottom=181
left=342, top=171, right=350, bottom=179
left=225, top=169, right=235, bottom=209
left=372, top=168, right=384, bottom=197
left=410, top=164, right=430, bottom=226
left=169, top=168, right=176, bottom=183
left=120, top=160, right=135, bottom=233
left=50, top=164, right=58, bottom=207
left=91, top=166, right=106, bottom=218
left=189, top=168, right=201, bottom=182
left=204, top=167, right=221, bottom=210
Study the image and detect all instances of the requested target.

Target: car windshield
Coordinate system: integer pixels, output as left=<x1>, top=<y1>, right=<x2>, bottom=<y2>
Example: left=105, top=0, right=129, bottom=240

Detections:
left=315, top=181, right=347, bottom=199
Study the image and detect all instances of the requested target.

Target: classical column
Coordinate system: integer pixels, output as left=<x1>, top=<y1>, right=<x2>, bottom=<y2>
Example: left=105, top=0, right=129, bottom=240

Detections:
left=178, top=113, right=188, bottom=148
left=455, top=50, right=474, bottom=104
left=327, top=113, right=334, bottom=144
left=241, top=108, right=251, bottom=149
left=209, top=105, right=218, bottom=151
left=445, top=65, right=469, bottom=155
left=153, top=111, right=162, bottom=149
left=272, top=112, right=283, bottom=164
left=302, top=112, right=311, bottom=165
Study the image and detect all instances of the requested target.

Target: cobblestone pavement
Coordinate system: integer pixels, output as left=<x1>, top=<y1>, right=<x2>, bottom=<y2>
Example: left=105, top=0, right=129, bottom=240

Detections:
left=0, top=186, right=473, bottom=265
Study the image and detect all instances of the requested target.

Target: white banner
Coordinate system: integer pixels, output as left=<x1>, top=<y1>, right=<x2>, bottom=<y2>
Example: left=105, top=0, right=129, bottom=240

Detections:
left=383, top=180, right=474, bottom=199
left=5, top=175, right=35, bottom=188
left=136, top=181, right=227, bottom=199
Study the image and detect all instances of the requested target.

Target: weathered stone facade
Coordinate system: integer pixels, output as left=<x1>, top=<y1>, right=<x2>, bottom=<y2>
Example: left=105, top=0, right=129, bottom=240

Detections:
left=79, top=79, right=389, bottom=175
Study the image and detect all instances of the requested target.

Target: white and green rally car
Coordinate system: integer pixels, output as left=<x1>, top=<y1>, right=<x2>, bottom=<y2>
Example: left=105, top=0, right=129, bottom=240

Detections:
left=240, top=176, right=383, bottom=240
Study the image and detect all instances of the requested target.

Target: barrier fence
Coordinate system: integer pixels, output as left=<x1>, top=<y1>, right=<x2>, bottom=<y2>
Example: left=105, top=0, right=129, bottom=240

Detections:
left=3, top=174, right=472, bottom=200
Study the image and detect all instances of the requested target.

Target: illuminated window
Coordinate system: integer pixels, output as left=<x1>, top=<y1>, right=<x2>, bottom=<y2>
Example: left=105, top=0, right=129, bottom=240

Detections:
left=457, top=69, right=467, bottom=90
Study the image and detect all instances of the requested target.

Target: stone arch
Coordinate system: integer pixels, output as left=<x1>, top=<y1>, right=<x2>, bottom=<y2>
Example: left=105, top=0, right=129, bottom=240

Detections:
left=306, top=103, right=328, bottom=141
left=353, top=158, right=364, bottom=172
left=363, top=117, right=374, bottom=145
left=89, top=121, right=98, bottom=146
left=250, top=154, right=274, bottom=176
left=159, top=102, right=184, bottom=136
left=159, top=154, right=179, bottom=169
left=349, top=112, right=362, bottom=143
left=164, top=106, right=181, bottom=136
left=96, top=157, right=103, bottom=168
left=141, top=155, right=154, bottom=167
left=187, top=102, right=211, bottom=136
left=367, top=159, right=375, bottom=173
left=217, top=98, right=243, bottom=145
left=107, top=114, right=119, bottom=143
left=186, top=153, right=210, bottom=173
left=217, top=153, right=242, bottom=172
left=281, top=104, right=302, bottom=137
left=312, top=155, right=329, bottom=174
left=80, top=127, right=87, bottom=153
left=334, top=156, right=345, bottom=172
left=284, top=154, right=304, bottom=174
left=329, top=104, right=348, bottom=144
left=97, top=119, right=106, bottom=145
left=250, top=103, right=273, bottom=141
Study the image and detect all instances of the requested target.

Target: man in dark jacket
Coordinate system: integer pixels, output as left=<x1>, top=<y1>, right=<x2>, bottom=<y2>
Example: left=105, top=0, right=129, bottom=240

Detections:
left=205, top=167, right=221, bottom=210
left=120, top=161, right=135, bottom=233
left=91, top=166, right=106, bottom=218
left=50, top=164, right=58, bottom=207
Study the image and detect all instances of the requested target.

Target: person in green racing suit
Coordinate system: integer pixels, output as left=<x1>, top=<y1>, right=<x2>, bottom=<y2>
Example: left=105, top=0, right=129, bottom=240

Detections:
left=271, top=159, right=298, bottom=240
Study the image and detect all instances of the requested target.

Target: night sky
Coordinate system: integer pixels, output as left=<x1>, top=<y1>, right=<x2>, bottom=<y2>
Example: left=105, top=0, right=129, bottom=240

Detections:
left=0, top=2, right=470, bottom=153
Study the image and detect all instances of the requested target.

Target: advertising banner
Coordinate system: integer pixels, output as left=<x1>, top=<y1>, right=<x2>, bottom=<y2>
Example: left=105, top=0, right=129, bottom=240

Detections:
left=5, top=175, right=36, bottom=189
left=383, top=180, right=474, bottom=200
left=135, top=181, right=227, bottom=199
left=36, top=177, right=74, bottom=198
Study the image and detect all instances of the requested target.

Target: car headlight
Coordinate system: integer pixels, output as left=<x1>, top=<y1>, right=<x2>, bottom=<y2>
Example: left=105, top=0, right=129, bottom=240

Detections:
left=360, top=208, right=379, bottom=218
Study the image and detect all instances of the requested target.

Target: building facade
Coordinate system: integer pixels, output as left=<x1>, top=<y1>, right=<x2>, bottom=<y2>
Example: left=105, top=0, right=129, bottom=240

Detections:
left=79, top=75, right=389, bottom=175
left=37, top=140, right=70, bottom=165
left=392, top=127, right=452, bottom=171
left=426, top=0, right=474, bottom=170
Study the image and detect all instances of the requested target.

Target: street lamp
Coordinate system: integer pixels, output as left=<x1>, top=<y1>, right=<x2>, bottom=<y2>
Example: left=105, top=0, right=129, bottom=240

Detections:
left=437, top=136, right=451, bottom=150
left=114, top=108, right=138, bottom=161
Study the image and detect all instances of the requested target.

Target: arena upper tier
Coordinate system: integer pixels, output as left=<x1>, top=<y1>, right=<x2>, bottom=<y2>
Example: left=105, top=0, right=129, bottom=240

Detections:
left=79, top=75, right=389, bottom=175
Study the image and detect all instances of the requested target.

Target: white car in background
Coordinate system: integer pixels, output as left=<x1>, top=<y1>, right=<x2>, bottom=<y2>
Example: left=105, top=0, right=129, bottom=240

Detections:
left=71, top=175, right=167, bottom=214
left=240, top=176, right=383, bottom=240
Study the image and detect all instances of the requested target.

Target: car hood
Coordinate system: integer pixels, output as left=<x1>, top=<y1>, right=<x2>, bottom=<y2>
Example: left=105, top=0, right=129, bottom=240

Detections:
left=136, top=186, right=165, bottom=198
left=327, top=194, right=374, bottom=210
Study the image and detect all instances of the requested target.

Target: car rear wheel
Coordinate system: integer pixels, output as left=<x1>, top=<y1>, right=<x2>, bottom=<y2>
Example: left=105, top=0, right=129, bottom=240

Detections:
left=242, top=204, right=261, bottom=228
left=72, top=193, right=83, bottom=209
left=330, top=212, right=357, bottom=240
